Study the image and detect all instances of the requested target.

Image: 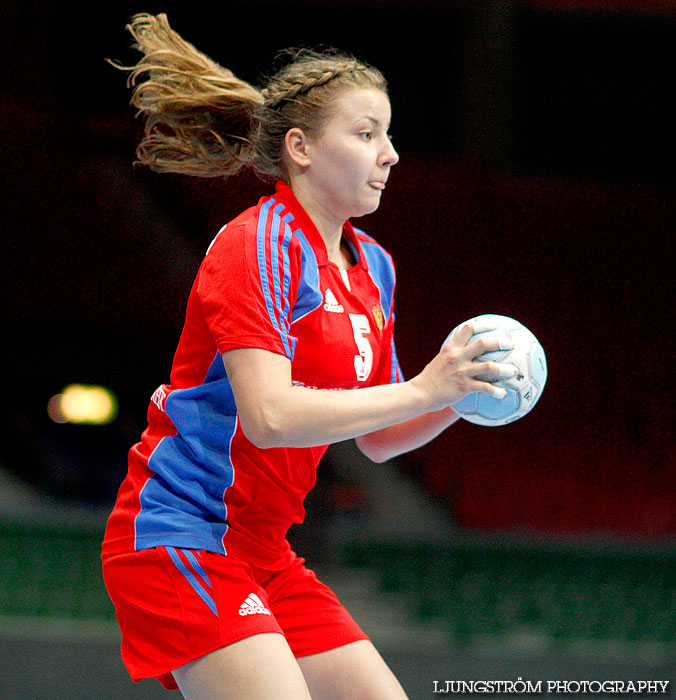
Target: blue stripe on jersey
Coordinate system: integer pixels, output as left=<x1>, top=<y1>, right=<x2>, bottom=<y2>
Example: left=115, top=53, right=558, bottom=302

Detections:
left=268, top=203, right=286, bottom=347
left=135, top=352, right=237, bottom=554
left=166, top=547, right=218, bottom=616
left=257, top=200, right=295, bottom=359
left=270, top=208, right=296, bottom=354
left=390, top=333, right=404, bottom=383
left=279, top=214, right=294, bottom=325
left=256, top=197, right=322, bottom=336
left=290, top=226, right=323, bottom=323
left=356, top=231, right=396, bottom=322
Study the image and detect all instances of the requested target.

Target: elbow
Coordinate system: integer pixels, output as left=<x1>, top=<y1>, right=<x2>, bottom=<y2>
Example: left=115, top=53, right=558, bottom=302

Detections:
left=240, top=419, right=283, bottom=450
left=355, top=435, right=393, bottom=463
left=364, top=451, right=391, bottom=464
left=243, top=427, right=279, bottom=450
left=238, top=406, right=288, bottom=450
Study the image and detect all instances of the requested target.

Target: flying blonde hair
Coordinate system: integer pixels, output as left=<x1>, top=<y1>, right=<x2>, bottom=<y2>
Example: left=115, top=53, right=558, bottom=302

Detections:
left=112, top=13, right=388, bottom=180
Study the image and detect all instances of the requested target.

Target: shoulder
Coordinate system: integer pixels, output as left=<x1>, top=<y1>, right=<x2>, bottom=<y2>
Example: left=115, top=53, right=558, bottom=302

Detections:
left=203, top=202, right=263, bottom=259
left=205, top=195, right=308, bottom=264
left=199, top=196, right=311, bottom=304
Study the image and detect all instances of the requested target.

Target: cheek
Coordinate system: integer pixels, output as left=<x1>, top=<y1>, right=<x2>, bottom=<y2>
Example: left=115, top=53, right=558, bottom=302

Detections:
left=327, top=142, right=369, bottom=173
left=330, top=148, right=360, bottom=174
left=320, top=158, right=363, bottom=198
left=342, top=153, right=373, bottom=189
left=311, top=142, right=371, bottom=199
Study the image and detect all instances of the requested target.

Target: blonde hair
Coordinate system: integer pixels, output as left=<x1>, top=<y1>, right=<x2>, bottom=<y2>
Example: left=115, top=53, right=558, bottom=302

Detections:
left=113, top=13, right=388, bottom=180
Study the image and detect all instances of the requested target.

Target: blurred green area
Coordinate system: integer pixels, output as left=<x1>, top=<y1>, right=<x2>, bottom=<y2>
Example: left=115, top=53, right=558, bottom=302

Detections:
left=3, top=518, right=675, bottom=662
left=0, top=521, right=113, bottom=621
left=344, top=538, right=676, bottom=656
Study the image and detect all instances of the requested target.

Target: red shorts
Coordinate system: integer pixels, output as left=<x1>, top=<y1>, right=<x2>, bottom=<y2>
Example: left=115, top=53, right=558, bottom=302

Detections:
left=102, top=547, right=369, bottom=690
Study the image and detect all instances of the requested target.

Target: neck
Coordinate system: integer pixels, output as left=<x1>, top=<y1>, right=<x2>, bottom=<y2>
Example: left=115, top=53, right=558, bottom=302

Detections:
left=286, top=178, right=346, bottom=265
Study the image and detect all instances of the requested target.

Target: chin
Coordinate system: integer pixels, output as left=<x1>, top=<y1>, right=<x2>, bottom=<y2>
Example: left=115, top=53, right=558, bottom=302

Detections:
left=358, top=196, right=383, bottom=217
left=350, top=206, right=380, bottom=220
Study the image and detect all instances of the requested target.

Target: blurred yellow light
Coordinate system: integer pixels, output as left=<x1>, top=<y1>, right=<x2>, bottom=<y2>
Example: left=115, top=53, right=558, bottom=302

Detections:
left=47, top=384, right=118, bottom=425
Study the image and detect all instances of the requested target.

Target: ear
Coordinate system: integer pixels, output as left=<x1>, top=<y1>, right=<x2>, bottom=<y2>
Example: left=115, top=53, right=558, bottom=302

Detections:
left=284, top=128, right=312, bottom=168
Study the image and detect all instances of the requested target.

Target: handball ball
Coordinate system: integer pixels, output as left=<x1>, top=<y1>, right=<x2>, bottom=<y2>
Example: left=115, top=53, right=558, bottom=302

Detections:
left=443, top=314, right=547, bottom=426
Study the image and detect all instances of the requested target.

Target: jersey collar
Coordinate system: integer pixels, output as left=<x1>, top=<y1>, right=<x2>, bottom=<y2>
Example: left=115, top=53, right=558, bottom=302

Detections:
left=273, top=180, right=368, bottom=271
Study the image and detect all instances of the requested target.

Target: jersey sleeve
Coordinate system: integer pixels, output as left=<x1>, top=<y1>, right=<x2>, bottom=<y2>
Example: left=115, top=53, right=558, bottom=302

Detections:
left=197, top=221, right=300, bottom=360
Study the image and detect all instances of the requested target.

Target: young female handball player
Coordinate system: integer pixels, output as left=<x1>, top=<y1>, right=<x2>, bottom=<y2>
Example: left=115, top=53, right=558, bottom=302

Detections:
left=101, top=13, right=516, bottom=700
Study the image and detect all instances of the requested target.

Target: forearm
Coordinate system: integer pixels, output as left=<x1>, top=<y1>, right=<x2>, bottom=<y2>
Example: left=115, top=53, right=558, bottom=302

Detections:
left=248, top=378, right=433, bottom=449
left=223, top=334, right=512, bottom=453
left=355, top=406, right=460, bottom=463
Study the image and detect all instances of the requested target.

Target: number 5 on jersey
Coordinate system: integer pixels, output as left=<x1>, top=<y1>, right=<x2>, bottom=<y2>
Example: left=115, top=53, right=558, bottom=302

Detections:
left=348, top=314, right=373, bottom=382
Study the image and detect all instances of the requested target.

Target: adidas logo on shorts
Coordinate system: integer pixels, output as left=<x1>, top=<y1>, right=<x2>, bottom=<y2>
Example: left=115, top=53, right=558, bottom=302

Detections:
left=238, top=593, right=271, bottom=617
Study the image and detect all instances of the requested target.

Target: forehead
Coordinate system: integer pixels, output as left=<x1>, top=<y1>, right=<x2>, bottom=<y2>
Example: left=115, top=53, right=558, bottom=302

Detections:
left=325, top=88, right=391, bottom=125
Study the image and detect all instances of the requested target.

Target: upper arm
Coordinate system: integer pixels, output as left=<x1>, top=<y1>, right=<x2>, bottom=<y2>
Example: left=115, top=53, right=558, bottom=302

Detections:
left=221, top=348, right=293, bottom=448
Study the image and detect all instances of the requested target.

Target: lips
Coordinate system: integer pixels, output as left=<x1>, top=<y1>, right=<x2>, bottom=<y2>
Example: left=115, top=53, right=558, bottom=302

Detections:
left=368, top=181, right=386, bottom=190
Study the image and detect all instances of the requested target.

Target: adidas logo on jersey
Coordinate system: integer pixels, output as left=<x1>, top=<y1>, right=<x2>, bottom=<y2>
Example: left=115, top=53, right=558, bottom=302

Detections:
left=323, top=288, right=344, bottom=313
left=238, top=593, right=271, bottom=617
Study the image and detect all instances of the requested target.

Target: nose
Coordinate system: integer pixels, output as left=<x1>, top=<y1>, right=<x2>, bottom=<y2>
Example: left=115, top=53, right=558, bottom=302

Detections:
left=379, top=137, right=399, bottom=168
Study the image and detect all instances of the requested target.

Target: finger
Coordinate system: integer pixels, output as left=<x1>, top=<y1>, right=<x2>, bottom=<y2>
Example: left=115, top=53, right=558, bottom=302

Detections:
left=471, top=362, right=518, bottom=382
left=469, top=322, right=500, bottom=335
left=451, top=322, right=476, bottom=346
left=464, top=336, right=514, bottom=359
left=468, top=379, right=508, bottom=400
left=492, top=385, right=508, bottom=399
left=495, top=362, right=518, bottom=380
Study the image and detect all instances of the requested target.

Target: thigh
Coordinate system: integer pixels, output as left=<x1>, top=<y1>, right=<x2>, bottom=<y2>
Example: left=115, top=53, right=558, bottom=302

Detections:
left=297, top=639, right=409, bottom=700
left=172, top=632, right=312, bottom=700
left=263, top=558, right=369, bottom=658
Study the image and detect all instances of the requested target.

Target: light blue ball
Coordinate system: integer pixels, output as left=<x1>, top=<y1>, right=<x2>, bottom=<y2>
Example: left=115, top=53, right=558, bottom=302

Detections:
left=443, top=314, right=547, bottom=426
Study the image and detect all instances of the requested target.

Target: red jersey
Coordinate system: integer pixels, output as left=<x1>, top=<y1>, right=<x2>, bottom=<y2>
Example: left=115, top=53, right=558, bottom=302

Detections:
left=102, top=181, right=403, bottom=569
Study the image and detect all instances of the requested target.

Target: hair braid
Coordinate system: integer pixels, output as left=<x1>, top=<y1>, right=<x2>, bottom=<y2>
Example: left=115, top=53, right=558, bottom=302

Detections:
left=262, top=63, right=369, bottom=109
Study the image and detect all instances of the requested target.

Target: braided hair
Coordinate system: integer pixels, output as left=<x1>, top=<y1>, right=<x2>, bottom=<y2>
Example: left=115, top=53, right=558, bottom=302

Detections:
left=113, top=13, right=388, bottom=180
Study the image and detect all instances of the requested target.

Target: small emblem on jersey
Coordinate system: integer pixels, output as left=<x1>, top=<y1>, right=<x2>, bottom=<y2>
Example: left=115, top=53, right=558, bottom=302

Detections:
left=238, top=593, right=271, bottom=617
left=323, top=288, right=344, bottom=313
left=373, top=304, right=385, bottom=334
left=151, top=384, right=168, bottom=412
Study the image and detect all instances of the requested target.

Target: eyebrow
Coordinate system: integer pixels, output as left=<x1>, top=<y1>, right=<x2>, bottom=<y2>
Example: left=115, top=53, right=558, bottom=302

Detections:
left=357, top=116, right=391, bottom=130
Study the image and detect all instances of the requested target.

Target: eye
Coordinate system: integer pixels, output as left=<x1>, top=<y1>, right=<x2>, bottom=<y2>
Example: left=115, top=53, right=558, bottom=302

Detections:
left=359, top=131, right=373, bottom=141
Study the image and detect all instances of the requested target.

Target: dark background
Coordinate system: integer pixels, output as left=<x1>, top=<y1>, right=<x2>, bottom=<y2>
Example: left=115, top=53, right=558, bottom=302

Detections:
left=2, top=0, right=675, bottom=539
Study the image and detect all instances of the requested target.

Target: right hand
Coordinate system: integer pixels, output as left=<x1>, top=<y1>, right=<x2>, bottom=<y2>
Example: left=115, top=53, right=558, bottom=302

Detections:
left=408, top=322, right=517, bottom=412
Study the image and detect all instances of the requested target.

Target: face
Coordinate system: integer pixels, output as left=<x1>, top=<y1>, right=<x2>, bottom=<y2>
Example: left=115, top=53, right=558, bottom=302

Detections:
left=301, top=88, right=399, bottom=223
